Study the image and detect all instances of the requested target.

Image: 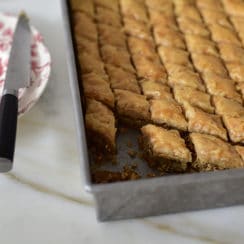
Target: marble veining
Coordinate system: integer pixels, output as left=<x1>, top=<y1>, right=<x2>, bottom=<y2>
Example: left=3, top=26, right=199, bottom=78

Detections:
left=1, top=0, right=244, bottom=244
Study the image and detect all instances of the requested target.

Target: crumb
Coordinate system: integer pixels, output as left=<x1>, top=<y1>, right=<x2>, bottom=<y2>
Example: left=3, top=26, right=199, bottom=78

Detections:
left=92, top=170, right=122, bottom=183
left=128, top=149, right=137, bottom=158
left=121, top=165, right=141, bottom=180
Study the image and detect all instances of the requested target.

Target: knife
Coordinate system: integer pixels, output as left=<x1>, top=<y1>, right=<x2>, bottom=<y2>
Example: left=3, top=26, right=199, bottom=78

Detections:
left=0, top=12, right=31, bottom=173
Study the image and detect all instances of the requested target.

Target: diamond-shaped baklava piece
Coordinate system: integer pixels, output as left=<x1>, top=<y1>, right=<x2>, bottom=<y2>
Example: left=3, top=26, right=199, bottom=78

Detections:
left=219, top=43, right=244, bottom=64
left=191, top=53, right=228, bottom=77
left=78, top=52, right=107, bottom=77
left=141, top=124, right=192, bottom=172
left=184, top=104, right=227, bottom=140
left=177, top=17, right=210, bottom=37
left=158, top=46, right=191, bottom=66
left=120, top=0, right=148, bottom=22
left=168, top=68, right=205, bottom=91
left=208, top=25, right=242, bottom=46
left=73, top=12, right=97, bottom=41
left=226, top=63, right=244, bottom=82
left=94, top=0, right=119, bottom=12
left=222, top=0, right=244, bottom=17
left=190, top=132, right=243, bottom=171
left=196, top=0, right=224, bottom=11
left=101, top=45, right=135, bottom=73
left=235, top=146, right=244, bottom=162
left=164, top=63, right=194, bottom=75
left=230, top=17, right=244, bottom=44
left=82, top=73, right=114, bottom=109
left=140, top=79, right=173, bottom=100
left=213, top=96, right=244, bottom=117
left=153, top=26, right=185, bottom=49
left=150, top=98, right=188, bottom=131
left=174, top=86, right=214, bottom=113
left=149, top=9, right=177, bottom=28
left=223, top=116, right=244, bottom=143
left=98, top=24, right=127, bottom=49
left=85, top=99, right=117, bottom=153
left=75, top=36, right=100, bottom=59
left=114, top=89, right=150, bottom=126
left=175, top=5, right=202, bottom=22
left=146, top=0, right=174, bottom=15
left=200, top=9, right=232, bottom=29
left=132, top=55, right=167, bottom=83
left=96, top=6, right=121, bottom=27
left=128, top=37, right=158, bottom=61
left=123, top=17, right=152, bottom=41
left=184, top=34, right=219, bottom=57
left=70, top=0, right=94, bottom=16
left=105, top=64, right=140, bottom=94
left=203, top=73, right=242, bottom=103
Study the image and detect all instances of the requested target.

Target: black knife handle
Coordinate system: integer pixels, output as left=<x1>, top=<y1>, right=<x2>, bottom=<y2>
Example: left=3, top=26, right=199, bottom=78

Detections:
left=0, top=94, right=18, bottom=172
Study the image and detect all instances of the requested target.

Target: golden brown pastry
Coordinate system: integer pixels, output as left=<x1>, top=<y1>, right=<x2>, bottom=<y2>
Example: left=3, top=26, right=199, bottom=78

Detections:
left=175, top=5, right=202, bottom=23
left=184, top=103, right=227, bottom=141
left=223, top=115, right=244, bottom=143
left=208, top=25, right=242, bottom=46
left=158, top=46, right=191, bottom=66
left=123, top=17, right=152, bottom=41
left=105, top=64, right=141, bottom=94
left=190, top=132, right=243, bottom=171
left=128, top=37, right=158, bottom=61
left=85, top=99, right=117, bottom=153
left=101, top=45, right=135, bottom=73
left=96, top=6, right=121, bottom=27
left=141, top=124, right=192, bottom=172
left=149, top=9, right=177, bottom=28
left=97, top=23, right=127, bottom=49
left=196, top=0, right=224, bottom=11
left=120, top=0, right=148, bottom=22
left=82, top=73, right=114, bottom=108
left=78, top=52, right=107, bottom=77
left=114, top=89, right=150, bottom=124
left=73, top=12, right=97, bottom=41
left=145, top=0, right=174, bottom=15
left=226, top=63, right=244, bottom=82
left=219, top=43, right=244, bottom=64
left=132, top=55, right=167, bottom=83
left=222, top=0, right=244, bottom=17
left=140, top=80, right=173, bottom=100
left=153, top=26, right=185, bottom=49
left=168, top=69, right=206, bottom=91
left=150, top=98, right=188, bottom=131
left=184, top=34, right=219, bottom=57
left=213, top=96, right=244, bottom=117
left=203, top=73, right=242, bottom=103
left=94, top=0, right=119, bottom=12
left=191, top=53, right=228, bottom=77
left=173, top=86, right=214, bottom=113
left=177, top=17, right=210, bottom=37
left=200, top=9, right=232, bottom=29
left=70, top=0, right=94, bottom=16
left=75, top=36, right=100, bottom=59
left=235, top=145, right=244, bottom=161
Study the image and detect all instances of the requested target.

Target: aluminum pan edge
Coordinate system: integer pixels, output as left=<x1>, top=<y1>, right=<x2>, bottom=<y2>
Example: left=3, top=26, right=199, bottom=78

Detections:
left=61, top=0, right=92, bottom=191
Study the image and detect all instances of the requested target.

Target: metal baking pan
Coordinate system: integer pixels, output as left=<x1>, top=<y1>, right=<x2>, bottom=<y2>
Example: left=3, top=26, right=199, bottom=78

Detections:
left=61, top=0, right=244, bottom=221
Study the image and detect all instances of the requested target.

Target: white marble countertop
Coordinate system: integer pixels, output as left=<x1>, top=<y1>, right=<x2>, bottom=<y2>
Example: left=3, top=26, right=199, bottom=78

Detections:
left=1, top=0, right=244, bottom=243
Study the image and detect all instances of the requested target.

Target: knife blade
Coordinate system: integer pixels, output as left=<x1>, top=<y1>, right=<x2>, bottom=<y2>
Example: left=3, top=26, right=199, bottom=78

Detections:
left=0, top=12, right=31, bottom=172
